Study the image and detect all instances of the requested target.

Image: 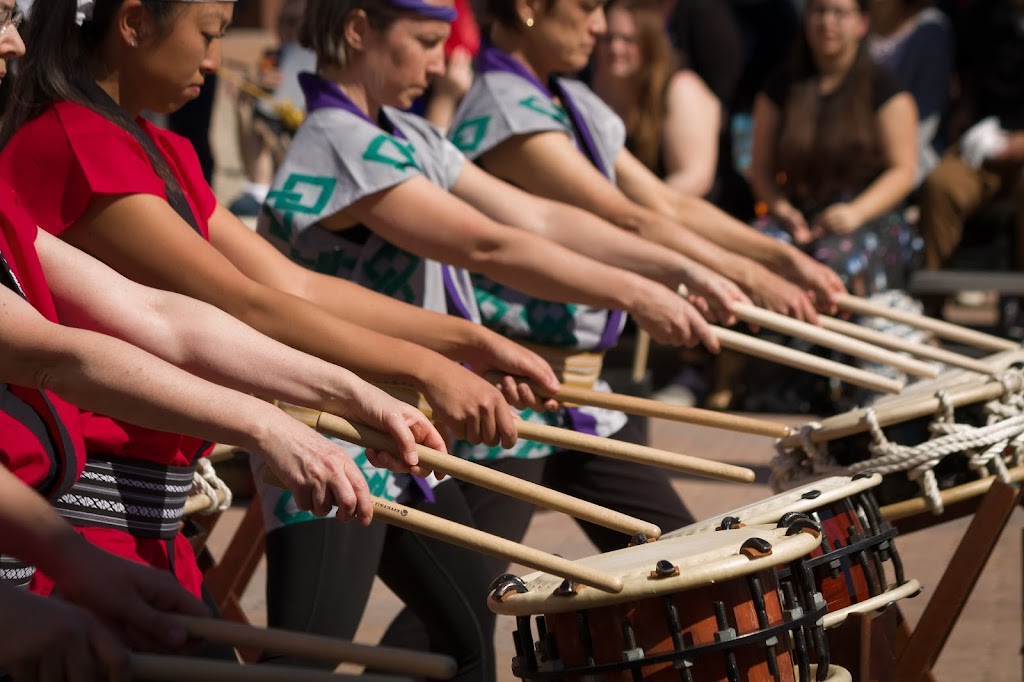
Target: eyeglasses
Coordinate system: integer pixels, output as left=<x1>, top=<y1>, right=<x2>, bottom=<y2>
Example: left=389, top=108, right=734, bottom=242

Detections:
left=0, top=6, right=23, bottom=29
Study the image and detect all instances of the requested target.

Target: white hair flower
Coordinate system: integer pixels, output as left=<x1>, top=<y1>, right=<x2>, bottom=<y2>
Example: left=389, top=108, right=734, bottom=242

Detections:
left=76, top=0, right=95, bottom=26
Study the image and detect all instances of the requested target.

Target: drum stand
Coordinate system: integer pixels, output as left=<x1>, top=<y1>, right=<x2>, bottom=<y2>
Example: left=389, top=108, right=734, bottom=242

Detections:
left=826, top=479, right=1023, bottom=681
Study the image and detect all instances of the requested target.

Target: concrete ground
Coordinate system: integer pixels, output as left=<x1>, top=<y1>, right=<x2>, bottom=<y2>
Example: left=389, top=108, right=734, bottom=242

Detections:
left=202, top=30, right=1024, bottom=681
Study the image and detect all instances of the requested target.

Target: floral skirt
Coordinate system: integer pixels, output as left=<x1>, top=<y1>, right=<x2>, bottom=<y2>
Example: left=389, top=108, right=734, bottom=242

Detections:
left=756, top=209, right=922, bottom=297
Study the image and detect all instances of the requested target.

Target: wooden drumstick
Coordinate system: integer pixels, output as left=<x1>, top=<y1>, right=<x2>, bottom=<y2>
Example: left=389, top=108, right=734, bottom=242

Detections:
left=817, top=315, right=998, bottom=375
left=837, top=293, right=1019, bottom=352
left=173, top=615, right=456, bottom=678
left=713, top=326, right=904, bottom=394
left=260, top=467, right=625, bottom=592
left=377, top=386, right=756, bottom=483
left=286, top=407, right=662, bottom=538
left=880, top=464, right=1024, bottom=521
left=732, top=303, right=939, bottom=379
left=484, top=374, right=791, bottom=438
left=131, top=653, right=412, bottom=681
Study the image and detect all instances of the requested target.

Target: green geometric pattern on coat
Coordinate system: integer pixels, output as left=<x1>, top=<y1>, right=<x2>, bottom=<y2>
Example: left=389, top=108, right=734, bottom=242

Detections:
left=363, top=134, right=420, bottom=172
left=360, top=243, right=420, bottom=303
left=474, top=279, right=580, bottom=348
left=449, top=116, right=491, bottom=153
left=265, top=174, right=338, bottom=241
left=519, top=96, right=570, bottom=128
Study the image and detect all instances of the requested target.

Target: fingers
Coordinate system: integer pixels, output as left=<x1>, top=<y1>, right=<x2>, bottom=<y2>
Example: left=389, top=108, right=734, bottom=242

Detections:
left=86, top=619, right=131, bottom=682
left=495, top=405, right=518, bottom=449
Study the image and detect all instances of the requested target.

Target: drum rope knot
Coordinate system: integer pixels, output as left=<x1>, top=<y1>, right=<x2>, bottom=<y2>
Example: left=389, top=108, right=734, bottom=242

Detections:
left=190, top=458, right=233, bottom=514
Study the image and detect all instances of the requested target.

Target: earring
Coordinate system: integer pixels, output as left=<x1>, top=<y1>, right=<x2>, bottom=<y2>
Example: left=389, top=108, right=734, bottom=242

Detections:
left=525, top=16, right=534, bottom=27
left=130, top=39, right=138, bottom=47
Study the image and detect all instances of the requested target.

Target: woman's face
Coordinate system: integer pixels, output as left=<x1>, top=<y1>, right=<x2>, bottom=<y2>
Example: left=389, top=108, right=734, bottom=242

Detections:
left=529, top=0, right=607, bottom=74
left=805, top=0, right=867, bottom=62
left=0, top=2, right=25, bottom=86
left=359, top=8, right=452, bottom=110
left=593, top=6, right=641, bottom=79
left=127, top=1, right=233, bottom=114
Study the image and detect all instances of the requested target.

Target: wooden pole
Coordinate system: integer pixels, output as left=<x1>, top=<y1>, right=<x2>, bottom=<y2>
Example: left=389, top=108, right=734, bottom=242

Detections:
left=131, top=654, right=412, bottom=682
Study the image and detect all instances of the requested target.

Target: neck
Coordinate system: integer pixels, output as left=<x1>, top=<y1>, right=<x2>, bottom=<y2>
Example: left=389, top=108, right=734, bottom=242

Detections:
left=490, top=24, right=551, bottom=84
left=90, top=44, right=140, bottom=117
left=814, top=45, right=859, bottom=79
left=318, top=63, right=379, bottom=120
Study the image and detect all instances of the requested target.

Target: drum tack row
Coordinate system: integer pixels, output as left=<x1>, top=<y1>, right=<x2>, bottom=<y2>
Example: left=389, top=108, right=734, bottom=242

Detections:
left=183, top=296, right=1020, bottom=680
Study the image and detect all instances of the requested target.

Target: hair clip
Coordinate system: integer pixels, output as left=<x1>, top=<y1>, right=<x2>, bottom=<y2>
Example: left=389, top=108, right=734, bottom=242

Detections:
left=76, top=0, right=95, bottom=27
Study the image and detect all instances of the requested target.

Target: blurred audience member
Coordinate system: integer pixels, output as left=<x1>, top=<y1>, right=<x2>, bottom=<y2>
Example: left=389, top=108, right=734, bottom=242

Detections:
left=916, top=0, right=1024, bottom=270
left=660, top=0, right=744, bottom=107
left=229, top=0, right=313, bottom=217
left=591, top=0, right=720, bottom=197
left=424, top=0, right=481, bottom=131
left=750, top=0, right=919, bottom=296
left=869, top=0, right=954, bottom=185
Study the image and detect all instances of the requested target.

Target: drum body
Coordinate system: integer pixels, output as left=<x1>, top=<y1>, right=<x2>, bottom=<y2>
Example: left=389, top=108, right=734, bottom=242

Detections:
left=490, top=528, right=831, bottom=682
left=664, top=475, right=917, bottom=629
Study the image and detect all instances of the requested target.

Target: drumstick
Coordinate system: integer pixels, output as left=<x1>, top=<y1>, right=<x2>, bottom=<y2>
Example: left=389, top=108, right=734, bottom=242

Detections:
left=261, top=467, right=625, bottom=592
left=780, top=379, right=1010, bottom=446
left=837, top=293, right=1019, bottom=352
left=131, top=654, right=412, bottom=681
left=377, top=386, right=755, bottom=483
left=714, top=326, right=904, bottom=394
left=732, top=303, right=939, bottom=379
left=818, top=315, right=998, bottom=375
left=173, top=615, right=456, bottom=679
left=482, top=374, right=791, bottom=438
left=286, top=407, right=662, bottom=538
left=879, top=464, right=1024, bottom=521
left=632, top=329, right=651, bottom=383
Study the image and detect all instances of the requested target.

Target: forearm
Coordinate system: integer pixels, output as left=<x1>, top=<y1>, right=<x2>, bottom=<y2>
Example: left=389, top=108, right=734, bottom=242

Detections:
left=670, top=193, right=795, bottom=270
left=847, top=166, right=915, bottom=224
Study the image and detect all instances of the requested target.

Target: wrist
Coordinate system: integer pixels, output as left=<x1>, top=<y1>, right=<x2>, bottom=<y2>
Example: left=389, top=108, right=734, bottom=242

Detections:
left=38, top=529, right=98, bottom=587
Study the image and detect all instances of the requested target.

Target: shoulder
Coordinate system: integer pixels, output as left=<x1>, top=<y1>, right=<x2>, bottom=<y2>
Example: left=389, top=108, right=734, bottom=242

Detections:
left=667, top=69, right=717, bottom=106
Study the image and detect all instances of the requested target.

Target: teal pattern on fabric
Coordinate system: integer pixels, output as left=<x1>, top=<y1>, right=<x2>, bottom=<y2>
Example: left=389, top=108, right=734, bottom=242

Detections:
left=360, top=242, right=421, bottom=304
left=449, top=116, right=491, bottom=153
left=518, top=96, right=570, bottom=127
left=363, top=134, right=421, bottom=171
left=474, top=276, right=580, bottom=347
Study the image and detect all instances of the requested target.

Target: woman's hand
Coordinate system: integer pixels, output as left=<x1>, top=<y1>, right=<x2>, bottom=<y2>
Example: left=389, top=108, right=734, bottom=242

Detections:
left=785, top=249, right=846, bottom=314
left=774, top=202, right=813, bottom=244
left=676, top=263, right=751, bottom=327
left=0, top=587, right=131, bottom=682
left=418, top=366, right=519, bottom=450
left=48, top=535, right=210, bottom=653
left=813, top=203, right=862, bottom=236
left=744, top=267, right=820, bottom=323
left=628, top=281, right=720, bottom=353
left=461, top=328, right=561, bottom=412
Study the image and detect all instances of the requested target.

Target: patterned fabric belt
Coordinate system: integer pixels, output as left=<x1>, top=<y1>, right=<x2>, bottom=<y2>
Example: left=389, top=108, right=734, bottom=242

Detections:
left=0, top=554, right=34, bottom=589
left=53, top=457, right=197, bottom=540
left=522, top=342, right=604, bottom=390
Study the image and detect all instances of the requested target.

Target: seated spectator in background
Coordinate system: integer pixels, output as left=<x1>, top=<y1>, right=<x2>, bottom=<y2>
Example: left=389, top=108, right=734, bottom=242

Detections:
left=750, top=0, right=919, bottom=297
left=869, top=0, right=954, bottom=186
left=591, top=0, right=721, bottom=197
left=660, top=0, right=743, bottom=108
left=916, top=0, right=1024, bottom=271
left=229, top=0, right=314, bottom=217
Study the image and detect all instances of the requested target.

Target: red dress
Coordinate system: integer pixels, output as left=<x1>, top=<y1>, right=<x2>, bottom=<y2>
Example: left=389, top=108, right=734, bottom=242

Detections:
left=0, top=102, right=219, bottom=598
left=0, top=180, right=86, bottom=588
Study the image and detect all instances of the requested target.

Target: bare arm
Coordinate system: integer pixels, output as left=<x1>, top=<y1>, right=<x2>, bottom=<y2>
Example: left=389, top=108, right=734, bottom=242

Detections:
left=661, top=70, right=721, bottom=197
left=65, top=194, right=520, bottom=447
left=332, top=173, right=719, bottom=350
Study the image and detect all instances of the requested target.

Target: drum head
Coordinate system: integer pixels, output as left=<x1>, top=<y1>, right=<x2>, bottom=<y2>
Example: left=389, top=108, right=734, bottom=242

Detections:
left=663, top=474, right=882, bottom=538
left=490, top=527, right=820, bottom=617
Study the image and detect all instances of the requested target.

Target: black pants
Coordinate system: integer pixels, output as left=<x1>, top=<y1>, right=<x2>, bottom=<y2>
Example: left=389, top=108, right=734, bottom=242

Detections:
left=386, top=414, right=695, bottom=662
left=263, top=480, right=495, bottom=681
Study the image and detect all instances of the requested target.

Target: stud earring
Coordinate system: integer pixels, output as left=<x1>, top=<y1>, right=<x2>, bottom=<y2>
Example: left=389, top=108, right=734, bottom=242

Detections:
left=130, top=39, right=138, bottom=47
left=525, top=16, right=534, bottom=27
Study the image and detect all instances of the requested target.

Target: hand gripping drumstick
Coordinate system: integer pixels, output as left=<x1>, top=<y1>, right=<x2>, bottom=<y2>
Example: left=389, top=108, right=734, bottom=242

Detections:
left=261, top=472, right=625, bottom=593
left=282, top=405, right=663, bottom=537
left=381, top=385, right=757, bottom=483
left=170, top=615, right=456, bottom=679
left=131, top=653, right=415, bottom=681
left=817, top=315, right=997, bottom=375
left=731, top=303, right=939, bottom=379
left=837, top=293, right=1019, bottom=352
left=483, top=372, right=790, bottom=439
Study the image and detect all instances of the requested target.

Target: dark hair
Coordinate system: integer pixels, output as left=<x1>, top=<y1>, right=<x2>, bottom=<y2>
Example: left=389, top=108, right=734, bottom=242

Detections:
left=484, top=0, right=557, bottom=30
left=0, top=0, right=200, bottom=230
left=774, top=3, right=883, bottom=210
left=300, top=0, right=406, bottom=67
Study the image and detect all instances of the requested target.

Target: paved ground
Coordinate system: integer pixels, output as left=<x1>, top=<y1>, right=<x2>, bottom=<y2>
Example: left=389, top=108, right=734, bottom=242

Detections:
left=203, top=30, right=1024, bottom=681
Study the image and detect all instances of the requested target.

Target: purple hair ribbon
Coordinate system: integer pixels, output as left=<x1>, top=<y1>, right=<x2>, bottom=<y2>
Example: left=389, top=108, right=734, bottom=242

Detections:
left=384, top=0, right=458, bottom=22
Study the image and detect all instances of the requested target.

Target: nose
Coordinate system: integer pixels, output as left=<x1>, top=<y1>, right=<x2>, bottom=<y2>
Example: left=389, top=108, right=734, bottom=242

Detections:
left=0, top=24, right=26, bottom=60
left=590, top=6, right=608, bottom=37
left=426, top=47, right=446, bottom=78
left=200, top=38, right=223, bottom=74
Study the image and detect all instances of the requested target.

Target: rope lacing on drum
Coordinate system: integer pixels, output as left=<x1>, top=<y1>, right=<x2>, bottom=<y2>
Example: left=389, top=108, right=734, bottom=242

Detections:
left=769, top=421, right=840, bottom=491
left=190, top=458, right=233, bottom=514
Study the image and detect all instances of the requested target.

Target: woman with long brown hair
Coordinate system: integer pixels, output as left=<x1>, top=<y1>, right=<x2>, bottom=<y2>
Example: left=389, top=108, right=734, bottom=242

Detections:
left=590, top=0, right=720, bottom=197
left=749, top=0, right=919, bottom=296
